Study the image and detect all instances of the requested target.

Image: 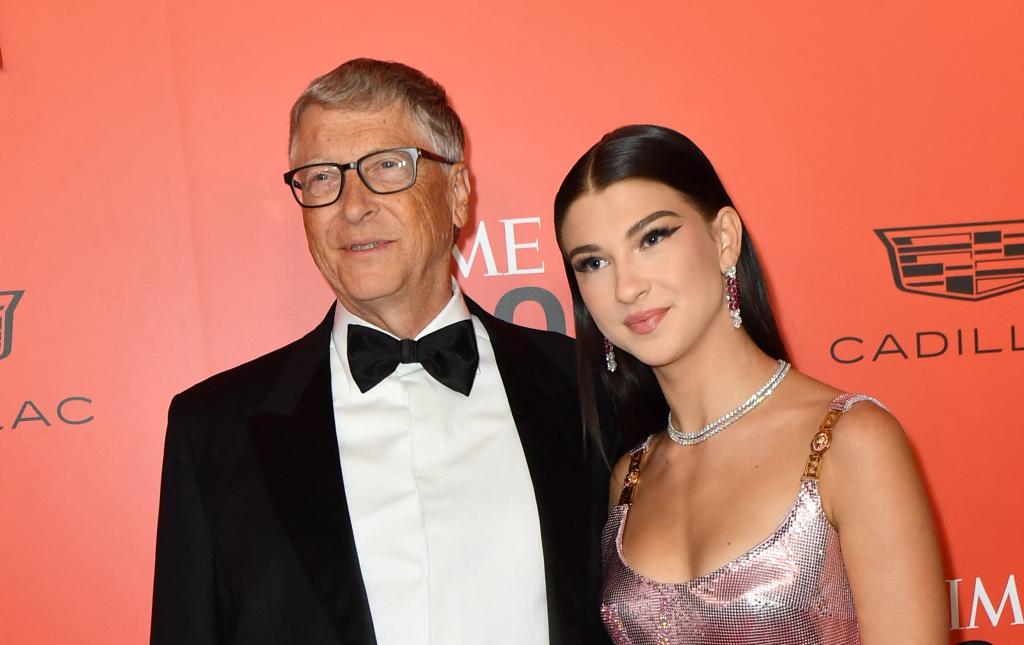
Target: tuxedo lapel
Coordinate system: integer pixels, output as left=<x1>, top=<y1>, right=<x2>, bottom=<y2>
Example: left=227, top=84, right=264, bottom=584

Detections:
left=470, top=301, right=589, bottom=645
left=248, top=307, right=377, bottom=645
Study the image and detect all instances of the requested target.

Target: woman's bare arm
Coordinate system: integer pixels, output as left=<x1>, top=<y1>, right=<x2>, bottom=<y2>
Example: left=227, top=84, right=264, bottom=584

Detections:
left=822, top=403, right=947, bottom=644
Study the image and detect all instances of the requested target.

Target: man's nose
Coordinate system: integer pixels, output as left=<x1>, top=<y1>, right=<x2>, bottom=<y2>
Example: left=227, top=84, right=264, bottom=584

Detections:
left=337, top=170, right=377, bottom=224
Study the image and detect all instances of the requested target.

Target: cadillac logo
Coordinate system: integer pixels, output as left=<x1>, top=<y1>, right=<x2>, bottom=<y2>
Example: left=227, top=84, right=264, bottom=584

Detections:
left=0, top=290, right=24, bottom=360
left=876, top=220, right=1024, bottom=301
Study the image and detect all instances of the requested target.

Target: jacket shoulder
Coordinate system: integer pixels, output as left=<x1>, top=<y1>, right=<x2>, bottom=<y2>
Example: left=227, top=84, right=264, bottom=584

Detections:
left=470, top=300, right=577, bottom=386
left=171, top=341, right=290, bottom=414
left=169, top=309, right=332, bottom=420
left=499, top=318, right=575, bottom=365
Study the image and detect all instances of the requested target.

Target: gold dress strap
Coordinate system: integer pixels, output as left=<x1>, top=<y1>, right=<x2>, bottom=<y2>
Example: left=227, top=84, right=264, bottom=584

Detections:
left=617, top=436, right=652, bottom=506
left=802, top=393, right=885, bottom=480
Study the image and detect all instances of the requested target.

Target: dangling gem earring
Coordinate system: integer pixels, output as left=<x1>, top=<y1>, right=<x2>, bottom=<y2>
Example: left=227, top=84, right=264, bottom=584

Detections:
left=603, top=337, right=618, bottom=373
left=724, top=266, right=742, bottom=329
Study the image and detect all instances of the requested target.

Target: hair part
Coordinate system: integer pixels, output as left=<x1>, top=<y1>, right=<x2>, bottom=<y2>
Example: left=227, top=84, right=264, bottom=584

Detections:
left=288, top=58, right=465, bottom=163
left=553, top=124, right=789, bottom=455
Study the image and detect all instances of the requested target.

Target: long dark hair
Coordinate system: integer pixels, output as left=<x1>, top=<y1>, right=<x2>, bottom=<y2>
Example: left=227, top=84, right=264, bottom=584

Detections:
left=553, top=125, right=789, bottom=456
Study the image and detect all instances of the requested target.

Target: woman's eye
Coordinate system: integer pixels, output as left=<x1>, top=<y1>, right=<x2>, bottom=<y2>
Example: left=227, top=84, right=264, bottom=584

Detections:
left=640, top=226, right=680, bottom=248
left=573, top=256, right=607, bottom=273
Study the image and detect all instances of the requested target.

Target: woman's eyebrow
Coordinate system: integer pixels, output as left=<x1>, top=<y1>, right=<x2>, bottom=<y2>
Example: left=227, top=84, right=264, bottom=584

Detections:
left=626, top=210, right=680, bottom=238
left=566, top=243, right=600, bottom=261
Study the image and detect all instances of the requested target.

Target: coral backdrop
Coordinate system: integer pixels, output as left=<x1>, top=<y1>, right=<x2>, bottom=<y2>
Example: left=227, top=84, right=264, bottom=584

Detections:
left=1, top=1, right=1021, bottom=643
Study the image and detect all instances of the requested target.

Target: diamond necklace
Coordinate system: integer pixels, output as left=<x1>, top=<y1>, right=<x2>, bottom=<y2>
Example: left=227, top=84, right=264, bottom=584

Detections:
left=666, top=359, right=791, bottom=446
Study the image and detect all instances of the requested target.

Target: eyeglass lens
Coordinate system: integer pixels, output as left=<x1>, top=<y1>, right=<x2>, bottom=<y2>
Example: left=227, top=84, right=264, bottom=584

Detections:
left=290, top=148, right=417, bottom=206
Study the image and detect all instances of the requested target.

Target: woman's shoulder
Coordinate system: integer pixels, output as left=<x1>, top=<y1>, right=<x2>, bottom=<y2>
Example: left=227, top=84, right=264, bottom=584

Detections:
left=610, top=434, right=655, bottom=480
left=802, top=377, right=907, bottom=469
left=791, top=381, right=921, bottom=526
left=783, top=370, right=902, bottom=447
left=825, top=396, right=913, bottom=488
left=609, top=452, right=631, bottom=497
left=777, top=370, right=914, bottom=506
left=608, top=434, right=658, bottom=510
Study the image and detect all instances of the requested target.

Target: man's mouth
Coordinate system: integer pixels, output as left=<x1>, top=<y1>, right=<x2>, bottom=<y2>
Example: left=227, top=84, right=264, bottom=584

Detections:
left=347, top=241, right=386, bottom=251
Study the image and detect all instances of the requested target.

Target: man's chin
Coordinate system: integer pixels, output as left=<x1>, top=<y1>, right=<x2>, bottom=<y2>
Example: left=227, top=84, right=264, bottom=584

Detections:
left=333, top=284, right=400, bottom=307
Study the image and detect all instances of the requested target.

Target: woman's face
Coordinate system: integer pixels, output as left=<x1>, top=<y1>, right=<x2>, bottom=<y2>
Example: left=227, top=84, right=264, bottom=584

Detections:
left=560, top=179, right=735, bottom=368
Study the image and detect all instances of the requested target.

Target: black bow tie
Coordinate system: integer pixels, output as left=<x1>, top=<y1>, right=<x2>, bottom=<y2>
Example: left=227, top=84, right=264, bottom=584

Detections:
left=347, top=320, right=479, bottom=395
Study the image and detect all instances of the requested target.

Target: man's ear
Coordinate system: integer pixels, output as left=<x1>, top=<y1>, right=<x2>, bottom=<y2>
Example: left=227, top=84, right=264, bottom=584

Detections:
left=449, top=163, right=471, bottom=230
left=713, top=206, right=744, bottom=270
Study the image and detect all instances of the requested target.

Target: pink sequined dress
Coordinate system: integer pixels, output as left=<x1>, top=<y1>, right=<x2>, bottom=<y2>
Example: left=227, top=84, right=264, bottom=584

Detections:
left=601, top=394, right=880, bottom=644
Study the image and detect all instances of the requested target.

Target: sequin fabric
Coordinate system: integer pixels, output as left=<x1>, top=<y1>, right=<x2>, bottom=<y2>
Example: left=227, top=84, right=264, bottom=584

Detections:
left=600, top=394, right=881, bottom=644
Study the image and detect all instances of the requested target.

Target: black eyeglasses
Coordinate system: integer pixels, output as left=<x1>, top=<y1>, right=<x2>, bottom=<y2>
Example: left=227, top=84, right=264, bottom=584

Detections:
left=282, top=147, right=457, bottom=208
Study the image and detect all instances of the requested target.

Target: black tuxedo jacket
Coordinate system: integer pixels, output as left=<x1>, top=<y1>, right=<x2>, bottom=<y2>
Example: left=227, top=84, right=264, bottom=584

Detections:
left=151, top=301, right=610, bottom=645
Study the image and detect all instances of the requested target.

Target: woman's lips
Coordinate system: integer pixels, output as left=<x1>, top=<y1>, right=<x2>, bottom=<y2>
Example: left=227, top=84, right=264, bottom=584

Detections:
left=623, top=308, right=668, bottom=335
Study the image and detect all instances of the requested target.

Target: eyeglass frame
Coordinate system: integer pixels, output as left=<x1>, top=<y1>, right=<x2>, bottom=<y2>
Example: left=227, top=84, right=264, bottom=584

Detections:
left=282, top=146, right=458, bottom=208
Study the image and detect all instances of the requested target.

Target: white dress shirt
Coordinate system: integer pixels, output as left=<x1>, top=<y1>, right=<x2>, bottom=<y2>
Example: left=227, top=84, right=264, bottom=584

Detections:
left=328, top=283, right=549, bottom=645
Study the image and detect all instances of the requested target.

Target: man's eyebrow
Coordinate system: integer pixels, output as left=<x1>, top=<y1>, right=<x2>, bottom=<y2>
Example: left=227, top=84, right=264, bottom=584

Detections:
left=626, top=210, right=680, bottom=238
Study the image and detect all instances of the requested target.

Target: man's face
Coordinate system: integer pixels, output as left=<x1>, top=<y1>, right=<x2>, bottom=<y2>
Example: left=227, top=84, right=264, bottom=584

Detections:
left=291, top=103, right=470, bottom=333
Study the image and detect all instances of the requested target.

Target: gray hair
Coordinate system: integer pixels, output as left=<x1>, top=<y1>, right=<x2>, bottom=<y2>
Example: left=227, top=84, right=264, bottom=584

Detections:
left=288, top=58, right=465, bottom=164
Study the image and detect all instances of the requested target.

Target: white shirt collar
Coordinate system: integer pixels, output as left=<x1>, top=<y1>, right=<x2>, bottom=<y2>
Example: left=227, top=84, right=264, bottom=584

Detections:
left=333, top=279, right=470, bottom=340
left=330, top=280, right=472, bottom=392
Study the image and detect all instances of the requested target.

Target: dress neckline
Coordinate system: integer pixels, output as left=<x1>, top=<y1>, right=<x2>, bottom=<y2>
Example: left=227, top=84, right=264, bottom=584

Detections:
left=608, top=394, right=880, bottom=588
left=611, top=478, right=822, bottom=587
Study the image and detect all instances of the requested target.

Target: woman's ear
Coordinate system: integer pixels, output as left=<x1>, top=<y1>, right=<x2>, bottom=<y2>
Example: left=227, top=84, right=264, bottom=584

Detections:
left=713, top=206, right=744, bottom=270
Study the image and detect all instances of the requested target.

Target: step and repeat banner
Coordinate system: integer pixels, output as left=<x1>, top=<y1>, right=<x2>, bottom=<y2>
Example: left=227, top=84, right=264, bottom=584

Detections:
left=1, top=1, right=1021, bottom=643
